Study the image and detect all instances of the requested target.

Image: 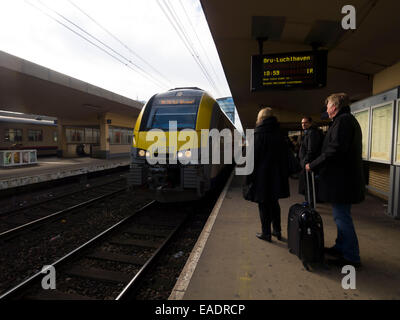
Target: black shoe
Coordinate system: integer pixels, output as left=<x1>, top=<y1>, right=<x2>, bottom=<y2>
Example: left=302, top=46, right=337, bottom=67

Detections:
left=272, top=230, right=282, bottom=241
left=256, top=233, right=272, bottom=242
left=324, top=246, right=343, bottom=258
left=327, top=257, right=362, bottom=269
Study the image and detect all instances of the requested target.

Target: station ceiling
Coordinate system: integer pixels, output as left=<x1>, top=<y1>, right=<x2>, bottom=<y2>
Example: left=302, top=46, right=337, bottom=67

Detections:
left=0, top=51, right=143, bottom=121
left=200, top=0, right=400, bottom=129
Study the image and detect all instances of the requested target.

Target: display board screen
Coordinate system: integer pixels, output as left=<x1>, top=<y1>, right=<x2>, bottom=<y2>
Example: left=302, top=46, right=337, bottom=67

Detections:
left=370, top=103, right=393, bottom=162
left=156, top=98, right=196, bottom=105
left=354, top=110, right=370, bottom=159
left=251, top=50, right=328, bottom=91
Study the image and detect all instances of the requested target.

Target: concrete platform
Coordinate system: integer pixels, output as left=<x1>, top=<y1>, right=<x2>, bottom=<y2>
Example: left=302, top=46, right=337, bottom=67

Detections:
left=170, top=173, right=400, bottom=300
left=0, top=156, right=130, bottom=190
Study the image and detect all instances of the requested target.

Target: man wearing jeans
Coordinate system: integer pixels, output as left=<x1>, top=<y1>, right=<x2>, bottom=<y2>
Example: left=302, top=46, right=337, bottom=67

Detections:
left=306, top=93, right=365, bottom=268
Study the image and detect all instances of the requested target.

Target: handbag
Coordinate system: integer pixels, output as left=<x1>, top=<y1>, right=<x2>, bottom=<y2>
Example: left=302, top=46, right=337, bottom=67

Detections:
left=242, top=182, right=254, bottom=201
left=288, top=149, right=301, bottom=175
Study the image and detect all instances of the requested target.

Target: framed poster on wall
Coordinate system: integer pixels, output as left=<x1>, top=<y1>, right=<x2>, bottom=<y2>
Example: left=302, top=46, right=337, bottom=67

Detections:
left=354, top=108, right=370, bottom=160
left=370, top=102, right=394, bottom=163
left=395, top=99, right=400, bottom=165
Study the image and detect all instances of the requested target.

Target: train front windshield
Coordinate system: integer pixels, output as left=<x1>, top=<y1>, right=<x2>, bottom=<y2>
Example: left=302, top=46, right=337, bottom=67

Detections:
left=146, top=97, right=199, bottom=130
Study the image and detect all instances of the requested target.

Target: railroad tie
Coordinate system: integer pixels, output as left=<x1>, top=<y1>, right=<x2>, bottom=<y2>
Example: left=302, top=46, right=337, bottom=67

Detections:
left=26, top=289, right=95, bottom=300
left=86, top=250, right=147, bottom=265
left=123, top=227, right=171, bottom=237
left=109, top=238, right=161, bottom=248
left=65, top=266, right=132, bottom=284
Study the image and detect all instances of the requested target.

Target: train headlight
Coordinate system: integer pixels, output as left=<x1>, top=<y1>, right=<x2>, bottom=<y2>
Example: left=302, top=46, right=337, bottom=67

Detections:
left=138, top=149, right=145, bottom=157
left=177, top=150, right=192, bottom=159
left=146, top=151, right=150, bottom=157
left=185, top=150, right=192, bottom=158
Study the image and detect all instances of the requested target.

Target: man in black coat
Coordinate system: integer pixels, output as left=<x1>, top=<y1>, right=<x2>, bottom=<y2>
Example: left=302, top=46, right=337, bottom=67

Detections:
left=306, top=93, right=365, bottom=268
left=246, top=107, right=290, bottom=242
left=298, top=117, right=323, bottom=206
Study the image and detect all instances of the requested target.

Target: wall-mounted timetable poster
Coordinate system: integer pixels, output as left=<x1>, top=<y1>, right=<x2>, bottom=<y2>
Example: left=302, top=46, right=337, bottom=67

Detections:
left=370, top=103, right=393, bottom=162
left=354, top=110, right=370, bottom=159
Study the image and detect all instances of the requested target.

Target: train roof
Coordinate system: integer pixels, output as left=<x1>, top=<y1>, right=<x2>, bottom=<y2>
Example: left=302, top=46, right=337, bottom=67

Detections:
left=0, top=116, right=57, bottom=126
left=157, top=87, right=210, bottom=99
left=168, top=87, right=203, bottom=91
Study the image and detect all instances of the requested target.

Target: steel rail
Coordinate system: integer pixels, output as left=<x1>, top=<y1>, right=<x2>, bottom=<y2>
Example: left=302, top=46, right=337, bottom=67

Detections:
left=116, top=215, right=187, bottom=300
left=0, top=177, right=126, bottom=217
left=0, top=185, right=128, bottom=240
left=0, top=200, right=156, bottom=300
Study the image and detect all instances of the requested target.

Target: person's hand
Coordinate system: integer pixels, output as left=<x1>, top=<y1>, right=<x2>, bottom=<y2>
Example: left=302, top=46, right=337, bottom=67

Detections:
left=305, top=163, right=311, bottom=171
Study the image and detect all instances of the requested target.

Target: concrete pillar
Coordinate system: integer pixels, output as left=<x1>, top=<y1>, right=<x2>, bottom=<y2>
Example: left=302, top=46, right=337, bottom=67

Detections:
left=96, top=114, right=110, bottom=159
left=56, top=120, right=67, bottom=158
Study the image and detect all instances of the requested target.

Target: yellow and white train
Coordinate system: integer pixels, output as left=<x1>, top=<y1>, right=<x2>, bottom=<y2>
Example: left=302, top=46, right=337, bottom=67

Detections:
left=129, top=87, right=236, bottom=202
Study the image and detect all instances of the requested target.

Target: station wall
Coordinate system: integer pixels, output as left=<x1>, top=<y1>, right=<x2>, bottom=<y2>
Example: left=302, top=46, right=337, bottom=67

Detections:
left=57, top=112, right=137, bottom=159
left=373, top=61, right=400, bottom=95
left=367, top=61, right=400, bottom=202
left=351, top=65, right=400, bottom=218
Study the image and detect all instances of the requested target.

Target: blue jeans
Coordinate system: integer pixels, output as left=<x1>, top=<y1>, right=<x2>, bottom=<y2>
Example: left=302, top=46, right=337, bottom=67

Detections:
left=332, top=203, right=360, bottom=262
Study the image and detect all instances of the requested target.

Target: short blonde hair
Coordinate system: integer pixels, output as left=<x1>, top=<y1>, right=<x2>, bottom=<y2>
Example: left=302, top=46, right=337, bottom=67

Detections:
left=325, top=93, right=349, bottom=110
left=256, top=107, right=273, bottom=125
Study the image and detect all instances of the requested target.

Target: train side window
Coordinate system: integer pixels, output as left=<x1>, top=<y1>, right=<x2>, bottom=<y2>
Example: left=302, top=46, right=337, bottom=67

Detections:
left=4, top=129, right=22, bottom=142
left=28, top=129, right=43, bottom=142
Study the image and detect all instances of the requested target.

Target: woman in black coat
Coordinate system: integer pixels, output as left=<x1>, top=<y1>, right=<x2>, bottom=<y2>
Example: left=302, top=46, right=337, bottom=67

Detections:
left=245, top=107, right=290, bottom=242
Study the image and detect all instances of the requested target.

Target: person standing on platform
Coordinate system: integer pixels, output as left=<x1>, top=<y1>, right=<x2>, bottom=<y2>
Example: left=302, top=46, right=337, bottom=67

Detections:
left=306, top=93, right=365, bottom=268
left=245, top=107, right=290, bottom=242
left=298, top=116, right=323, bottom=207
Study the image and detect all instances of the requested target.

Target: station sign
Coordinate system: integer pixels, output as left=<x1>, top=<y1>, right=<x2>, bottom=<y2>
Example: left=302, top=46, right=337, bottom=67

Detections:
left=251, top=50, right=328, bottom=91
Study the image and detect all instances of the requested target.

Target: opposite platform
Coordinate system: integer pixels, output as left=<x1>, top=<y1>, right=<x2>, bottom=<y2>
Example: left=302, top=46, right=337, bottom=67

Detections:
left=170, top=173, right=400, bottom=300
left=0, top=156, right=130, bottom=190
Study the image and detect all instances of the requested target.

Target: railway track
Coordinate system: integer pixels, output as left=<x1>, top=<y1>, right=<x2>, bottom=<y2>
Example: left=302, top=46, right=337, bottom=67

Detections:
left=0, top=177, right=128, bottom=240
left=0, top=201, right=189, bottom=300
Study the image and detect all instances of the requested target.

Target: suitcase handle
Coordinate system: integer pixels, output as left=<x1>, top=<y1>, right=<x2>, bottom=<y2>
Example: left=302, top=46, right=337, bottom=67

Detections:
left=305, top=170, right=316, bottom=209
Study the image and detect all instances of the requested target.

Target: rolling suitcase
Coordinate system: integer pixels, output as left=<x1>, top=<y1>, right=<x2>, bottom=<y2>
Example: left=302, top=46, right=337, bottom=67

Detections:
left=287, top=171, right=324, bottom=271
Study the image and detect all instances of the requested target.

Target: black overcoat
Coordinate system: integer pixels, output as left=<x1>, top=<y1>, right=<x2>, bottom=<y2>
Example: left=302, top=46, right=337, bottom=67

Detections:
left=309, top=106, right=365, bottom=204
left=298, top=126, right=323, bottom=195
left=245, top=117, right=290, bottom=203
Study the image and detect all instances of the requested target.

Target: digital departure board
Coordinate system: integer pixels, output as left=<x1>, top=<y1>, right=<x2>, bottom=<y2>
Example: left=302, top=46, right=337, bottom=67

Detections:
left=155, top=98, right=196, bottom=105
left=251, top=50, right=328, bottom=91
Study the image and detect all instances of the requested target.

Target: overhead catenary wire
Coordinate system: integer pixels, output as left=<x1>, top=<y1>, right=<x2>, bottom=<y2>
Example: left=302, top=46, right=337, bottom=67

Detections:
left=36, top=0, right=168, bottom=89
left=26, top=0, right=168, bottom=90
left=177, top=0, right=222, bottom=90
left=156, top=0, right=221, bottom=97
left=165, top=0, right=221, bottom=96
left=66, top=0, right=173, bottom=89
